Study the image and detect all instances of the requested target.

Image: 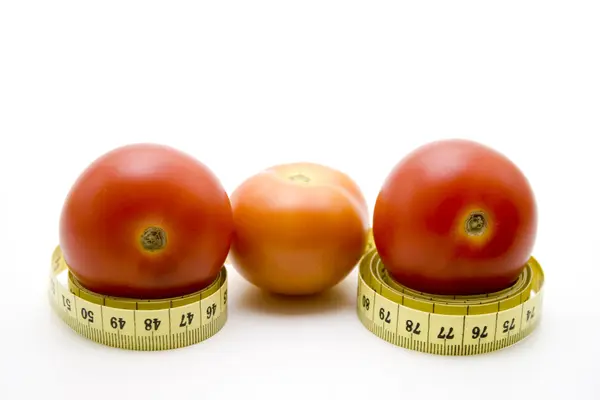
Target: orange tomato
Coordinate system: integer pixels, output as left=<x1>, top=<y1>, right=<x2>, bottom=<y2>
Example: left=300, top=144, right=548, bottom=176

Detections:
left=59, top=143, right=234, bottom=299
left=229, top=162, right=370, bottom=295
left=373, top=139, right=537, bottom=295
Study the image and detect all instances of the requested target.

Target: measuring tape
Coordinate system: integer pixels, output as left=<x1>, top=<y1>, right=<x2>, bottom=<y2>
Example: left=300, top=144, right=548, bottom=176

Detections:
left=48, top=245, right=228, bottom=351
left=356, top=233, right=545, bottom=355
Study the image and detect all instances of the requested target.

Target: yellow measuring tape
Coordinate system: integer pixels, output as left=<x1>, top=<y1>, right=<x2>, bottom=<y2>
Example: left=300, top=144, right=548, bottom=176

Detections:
left=356, top=234, right=545, bottom=355
left=48, top=246, right=228, bottom=351
left=48, top=229, right=544, bottom=355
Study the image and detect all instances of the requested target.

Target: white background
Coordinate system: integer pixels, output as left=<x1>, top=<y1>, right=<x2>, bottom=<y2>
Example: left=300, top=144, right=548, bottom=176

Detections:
left=1, top=1, right=599, bottom=399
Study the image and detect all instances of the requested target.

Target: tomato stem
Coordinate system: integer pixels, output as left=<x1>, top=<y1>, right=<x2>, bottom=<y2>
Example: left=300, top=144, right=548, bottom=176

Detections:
left=140, top=226, right=167, bottom=251
left=464, top=211, right=487, bottom=237
left=288, top=173, right=311, bottom=183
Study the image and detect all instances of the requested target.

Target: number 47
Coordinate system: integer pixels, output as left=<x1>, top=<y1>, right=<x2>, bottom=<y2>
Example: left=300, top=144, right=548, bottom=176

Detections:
left=179, top=312, right=194, bottom=327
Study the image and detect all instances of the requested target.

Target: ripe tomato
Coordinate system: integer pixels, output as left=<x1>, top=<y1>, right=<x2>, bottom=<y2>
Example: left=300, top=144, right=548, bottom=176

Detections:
left=373, top=139, right=537, bottom=295
left=229, top=162, right=370, bottom=295
left=59, top=143, right=234, bottom=299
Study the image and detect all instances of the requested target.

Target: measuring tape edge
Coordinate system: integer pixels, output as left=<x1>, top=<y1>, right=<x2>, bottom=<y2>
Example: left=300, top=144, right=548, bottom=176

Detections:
left=358, top=249, right=544, bottom=311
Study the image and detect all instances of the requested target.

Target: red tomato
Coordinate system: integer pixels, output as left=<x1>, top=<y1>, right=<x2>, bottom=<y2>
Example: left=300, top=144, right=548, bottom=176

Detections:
left=229, top=162, right=370, bottom=295
left=59, top=143, right=234, bottom=299
left=373, top=139, right=537, bottom=295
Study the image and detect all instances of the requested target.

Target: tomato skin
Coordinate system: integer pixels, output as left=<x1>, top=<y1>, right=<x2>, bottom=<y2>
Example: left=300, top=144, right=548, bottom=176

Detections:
left=373, top=139, right=537, bottom=295
left=59, top=143, right=234, bottom=299
left=229, top=162, right=370, bottom=296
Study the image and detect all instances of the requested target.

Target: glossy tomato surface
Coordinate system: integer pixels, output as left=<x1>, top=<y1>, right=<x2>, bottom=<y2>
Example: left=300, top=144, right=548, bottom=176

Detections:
left=229, top=162, right=370, bottom=295
left=373, top=139, right=537, bottom=295
left=59, top=143, right=234, bottom=299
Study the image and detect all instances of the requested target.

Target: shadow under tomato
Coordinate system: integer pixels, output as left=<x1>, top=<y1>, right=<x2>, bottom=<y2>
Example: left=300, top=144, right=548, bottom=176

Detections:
left=234, top=278, right=356, bottom=316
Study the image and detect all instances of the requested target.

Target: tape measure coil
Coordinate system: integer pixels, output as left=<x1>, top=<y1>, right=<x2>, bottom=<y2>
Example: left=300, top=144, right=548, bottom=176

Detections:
left=356, top=245, right=545, bottom=355
left=49, top=246, right=228, bottom=351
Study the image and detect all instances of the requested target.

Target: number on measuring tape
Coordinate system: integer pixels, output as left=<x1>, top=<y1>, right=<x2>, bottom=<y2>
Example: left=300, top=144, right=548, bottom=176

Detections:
left=471, top=326, right=488, bottom=339
left=112, top=317, right=126, bottom=329
left=102, top=306, right=135, bottom=336
left=62, top=296, right=71, bottom=311
left=201, top=291, right=221, bottom=324
left=373, top=293, right=398, bottom=332
left=170, top=302, right=201, bottom=334
left=463, top=313, right=497, bottom=345
left=145, top=318, right=161, bottom=331
left=362, top=296, right=370, bottom=311
left=76, top=298, right=102, bottom=330
left=358, top=278, right=375, bottom=321
left=521, top=294, right=541, bottom=330
left=57, top=285, right=77, bottom=318
left=397, top=305, right=428, bottom=342
left=525, top=307, right=536, bottom=322
left=405, top=319, right=422, bottom=334
left=80, top=308, right=93, bottom=323
left=428, top=314, right=464, bottom=345
left=180, top=313, right=194, bottom=326
left=496, top=305, right=523, bottom=338
left=135, top=309, right=170, bottom=337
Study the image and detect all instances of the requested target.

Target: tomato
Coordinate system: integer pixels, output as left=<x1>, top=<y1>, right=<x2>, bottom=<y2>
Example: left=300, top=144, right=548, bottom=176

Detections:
left=229, top=162, right=370, bottom=295
left=372, top=139, right=537, bottom=295
left=59, top=143, right=234, bottom=299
